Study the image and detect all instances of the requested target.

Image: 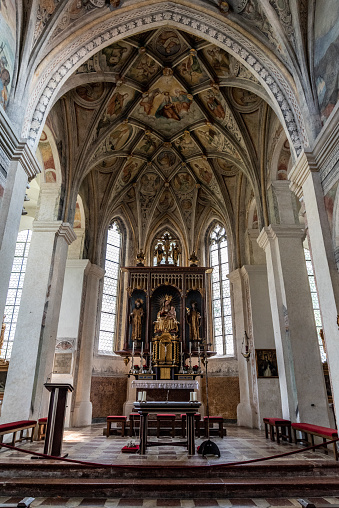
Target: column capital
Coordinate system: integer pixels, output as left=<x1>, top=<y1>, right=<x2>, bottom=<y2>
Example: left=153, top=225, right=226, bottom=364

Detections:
left=257, top=225, right=305, bottom=250
left=56, top=222, right=77, bottom=245
left=241, top=264, right=267, bottom=276
left=288, top=151, right=317, bottom=199
left=0, top=107, right=41, bottom=179
left=227, top=268, right=242, bottom=284
left=84, top=262, right=105, bottom=280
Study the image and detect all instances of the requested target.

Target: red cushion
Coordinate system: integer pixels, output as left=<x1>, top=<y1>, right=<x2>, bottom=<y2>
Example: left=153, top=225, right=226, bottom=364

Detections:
left=121, top=445, right=139, bottom=453
left=107, top=416, right=127, bottom=420
left=292, top=423, right=338, bottom=437
left=38, top=418, right=47, bottom=423
left=264, top=418, right=291, bottom=425
left=157, top=414, right=176, bottom=418
left=129, top=413, right=139, bottom=416
left=0, top=420, right=37, bottom=432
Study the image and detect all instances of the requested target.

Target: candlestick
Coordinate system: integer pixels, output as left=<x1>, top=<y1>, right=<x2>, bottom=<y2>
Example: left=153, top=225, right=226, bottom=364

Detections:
left=180, top=341, right=183, bottom=355
left=189, top=341, right=191, bottom=354
left=141, top=342, right=143, bottom=355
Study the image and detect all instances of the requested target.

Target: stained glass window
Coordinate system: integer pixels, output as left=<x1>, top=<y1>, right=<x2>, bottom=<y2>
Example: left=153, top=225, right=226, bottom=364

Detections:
left=153, top=231, right=179, bottom=266
left=98, top=222, right=121, bottom=354
left=304, top=247, right=326, bottom=362
left=2, top=230, right=32, bottom=360
left=210, top=224, right=234, bottom=356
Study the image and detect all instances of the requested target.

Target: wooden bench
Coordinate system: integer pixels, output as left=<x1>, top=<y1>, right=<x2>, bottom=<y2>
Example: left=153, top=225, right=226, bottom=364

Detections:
left=292, top=422, right=338, bottom=460
left=106, top=416, right=127, bottom=437
left=37, top=417, right=47, bottom=441
left=0, top=420, right=37, bottom=446
left=263, top=417, right=292, bottom=444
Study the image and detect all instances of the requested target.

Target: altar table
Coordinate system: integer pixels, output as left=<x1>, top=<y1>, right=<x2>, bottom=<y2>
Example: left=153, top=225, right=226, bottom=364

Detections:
left=133, top=401, right=201, bottom=455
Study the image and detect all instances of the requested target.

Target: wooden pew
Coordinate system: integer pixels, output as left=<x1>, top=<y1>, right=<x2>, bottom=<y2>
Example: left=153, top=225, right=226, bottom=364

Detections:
left=292, top=422, right=338, bottom=460
left=0, top=420, right=37, bottom=446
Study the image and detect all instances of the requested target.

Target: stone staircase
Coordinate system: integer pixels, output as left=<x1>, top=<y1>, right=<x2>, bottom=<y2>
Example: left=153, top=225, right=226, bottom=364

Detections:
left=0, top=462, right=339, bottom=498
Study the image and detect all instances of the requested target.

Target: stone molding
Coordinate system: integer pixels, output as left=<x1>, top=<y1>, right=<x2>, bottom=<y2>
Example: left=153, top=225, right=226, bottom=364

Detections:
left=32, top=220, right=63, bottom=233
left=227, top=268, right=241, bottom=284
left=56, top=222, right=77, bottom=245
left=241, top=264, right=267, bottom=275
left=24, top=2, right=304, bottom=155
left=289, top=105, right=339, bottom=196
left=257, top=224, right=305, bottom=250
left=0, top=107, right=41, bottom=179
left=131, top=380, right=199, bottom=390
left=66, top=258, right=90, bottom=269
left=84, top=262, right=105, bottom=280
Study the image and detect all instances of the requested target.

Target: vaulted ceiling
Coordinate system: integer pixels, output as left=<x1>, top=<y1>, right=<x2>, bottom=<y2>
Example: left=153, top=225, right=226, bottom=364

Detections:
left=44, top=26, right=288, bottom=263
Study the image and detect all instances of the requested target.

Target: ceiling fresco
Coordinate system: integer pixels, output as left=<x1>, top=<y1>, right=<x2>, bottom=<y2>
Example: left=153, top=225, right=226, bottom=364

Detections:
left=46, top=26, right=282, bottom=259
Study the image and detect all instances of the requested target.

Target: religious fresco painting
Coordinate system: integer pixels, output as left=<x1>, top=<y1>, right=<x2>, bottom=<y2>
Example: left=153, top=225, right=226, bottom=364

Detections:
left=136, top=132, right=160, bottom=155
left=0, top=0, right=16, bottom=109
left=314, top=0, right=339, bottom=121
left=324, top=182, right=338, bottom=233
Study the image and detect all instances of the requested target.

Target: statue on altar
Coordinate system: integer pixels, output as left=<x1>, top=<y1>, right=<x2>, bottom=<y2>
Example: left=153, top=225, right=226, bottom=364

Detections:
left=155, top=243, right=164, bottom=266
left=154, top=295, right=179, bottom=334
left=130, top=299, right=144, bottom=341
left=186, top=302, right=201, bottom=341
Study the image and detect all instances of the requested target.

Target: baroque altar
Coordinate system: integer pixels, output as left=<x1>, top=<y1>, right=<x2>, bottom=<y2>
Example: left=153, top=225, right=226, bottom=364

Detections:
left=117, top=265, right=212, bottom=381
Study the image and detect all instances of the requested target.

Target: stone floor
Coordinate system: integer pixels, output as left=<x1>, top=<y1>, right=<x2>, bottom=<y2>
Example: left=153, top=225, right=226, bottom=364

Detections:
left=1, top=496, right=339, bottom=507
left=0, top=424, right=335, bottom=465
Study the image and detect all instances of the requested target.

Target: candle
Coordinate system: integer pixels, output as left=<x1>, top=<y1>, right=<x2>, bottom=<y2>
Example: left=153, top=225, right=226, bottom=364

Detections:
left=198, top=344, right=200, bottom=355
left=180, top=341, right=183, bottom=355
left=142, top=391, right=147, bottom=402
left=189, top=341, right=191, bottom=354
left=137, top=391, right=143, bottom=402
left=141, top=342, right=143, bottom=355
left=190, top=392, right=194, bottom=401
left=190, top=392, right=197, bottom=401
left=132, top=341, right=135, bottom=355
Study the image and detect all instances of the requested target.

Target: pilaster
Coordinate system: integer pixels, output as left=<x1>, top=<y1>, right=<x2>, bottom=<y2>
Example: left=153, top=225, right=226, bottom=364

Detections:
left=257, top=224, right=330, bottom=426
left=72, top=263, right=105, bottom=427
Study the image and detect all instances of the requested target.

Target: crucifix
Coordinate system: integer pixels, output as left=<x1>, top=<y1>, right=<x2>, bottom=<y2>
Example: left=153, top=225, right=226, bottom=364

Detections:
left=163, top=233, right=171, bottom=264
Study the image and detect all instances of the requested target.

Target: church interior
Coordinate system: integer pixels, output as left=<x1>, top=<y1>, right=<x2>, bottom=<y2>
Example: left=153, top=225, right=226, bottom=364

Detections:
left=1, top=0, right=339, bottom=505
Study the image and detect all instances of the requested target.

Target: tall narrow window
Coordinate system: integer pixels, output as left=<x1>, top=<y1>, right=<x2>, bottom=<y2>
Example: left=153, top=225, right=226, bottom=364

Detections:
left=99, top=222, right=121, bottom=354
left=2, top=230, right=32, bottom=360
left=210, top=224, right=234, bottom=356
left=304, top=246, right=326, bottom=362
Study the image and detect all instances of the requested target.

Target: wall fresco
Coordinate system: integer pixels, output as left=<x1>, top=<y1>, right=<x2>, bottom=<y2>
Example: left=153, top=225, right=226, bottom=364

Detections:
left=0, top=0, right=15, bottom=110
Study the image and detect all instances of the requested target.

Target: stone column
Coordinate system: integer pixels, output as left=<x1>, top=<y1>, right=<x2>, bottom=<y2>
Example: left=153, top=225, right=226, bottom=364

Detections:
left=257, top=225, right=330, bottom=426
left=289, top=151, right=339, bottom=424
left=228, top=269, right=257, bottom=427
left=1, top=220, right=76, bottom=423
left=72, top=263, right=105, bottom=427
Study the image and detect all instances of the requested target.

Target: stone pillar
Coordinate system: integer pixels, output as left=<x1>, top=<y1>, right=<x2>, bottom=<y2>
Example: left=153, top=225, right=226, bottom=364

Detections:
left=257, top=225, right=330, bottom=426
left=0, top=109, right=40, bottom=324
left=228, top=269, right=257, bottom=427
left=241, top=265, right=281, bottom=427
left=289, top=151, right=339, bottom=424
left=72, top=263, right=105, bottom=427
left=1, top=220, right=76, bottom=423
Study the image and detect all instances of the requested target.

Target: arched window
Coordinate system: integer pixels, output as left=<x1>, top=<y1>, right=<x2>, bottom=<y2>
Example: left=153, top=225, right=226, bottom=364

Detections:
left=2, top=230, right=32, bottom=360
left=210, top=224, right=234, bottom=356
left=98, top=222, right=121, bottom=354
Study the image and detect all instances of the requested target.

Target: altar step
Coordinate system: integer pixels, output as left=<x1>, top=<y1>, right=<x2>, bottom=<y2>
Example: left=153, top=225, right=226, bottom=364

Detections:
left=0, top=462, right=339, bottom=498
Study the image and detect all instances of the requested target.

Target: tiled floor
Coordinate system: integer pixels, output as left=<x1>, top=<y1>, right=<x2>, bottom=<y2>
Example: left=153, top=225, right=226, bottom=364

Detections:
left=0, top=424, right=335, bottom=465
left=1, top=496, right=339, bottom=508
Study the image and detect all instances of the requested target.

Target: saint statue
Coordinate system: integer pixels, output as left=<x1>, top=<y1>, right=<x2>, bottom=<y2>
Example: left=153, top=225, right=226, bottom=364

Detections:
left=155, top=243, right=164, bottom=265
left=186, top=302, right=201, bottom=341
left=172, top=242, right=181, bottom=266
left=130, top=299, right=144, bottom=341
left=154, top=294, right=179, bottom=334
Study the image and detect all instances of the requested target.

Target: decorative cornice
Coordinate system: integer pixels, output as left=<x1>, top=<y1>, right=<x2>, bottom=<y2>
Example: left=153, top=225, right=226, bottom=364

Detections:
left=56, top=222, right=77, bottom=245
left=0, top=107, right=41, bottom=179
left=288, top=151, right=315, bottom=199
left=24, top=2, right=304, bottom=156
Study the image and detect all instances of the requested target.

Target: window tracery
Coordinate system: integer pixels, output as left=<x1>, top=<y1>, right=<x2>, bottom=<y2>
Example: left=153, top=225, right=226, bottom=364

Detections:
left=98, top=222, right=121, bottom=354
left=210, top=224, right=234, bottom=356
